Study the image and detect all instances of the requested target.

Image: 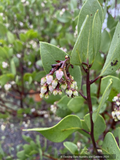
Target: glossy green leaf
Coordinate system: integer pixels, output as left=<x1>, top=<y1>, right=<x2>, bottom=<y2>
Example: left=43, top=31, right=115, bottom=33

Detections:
left=93, top=78, right=112, bottom=122
left=92, top=10, right=102, bottom=55
left=101, top=76, right=120, bottom=101
left=67, top=96, right=84, bottom=113
left=100, top=29, right=111, bottom=53
left=102, top=132, right=120, bottom=159
left=84, top=113, right=106, bottom=140
left=40, top=42, right=66, bottom=74
left=7, top=31, right=14, bottom=43
left=100, top=22, right=120, bottom=76
left=23, top=115, right=81, bottom=142
left=63, top=141, right=78, bottom=154
left=10, top=59, right=16, bottom=75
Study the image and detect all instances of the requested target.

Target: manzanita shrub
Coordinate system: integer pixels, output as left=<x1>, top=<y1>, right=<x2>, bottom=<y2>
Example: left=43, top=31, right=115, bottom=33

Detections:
left=22, top=0, right=120, bottom=159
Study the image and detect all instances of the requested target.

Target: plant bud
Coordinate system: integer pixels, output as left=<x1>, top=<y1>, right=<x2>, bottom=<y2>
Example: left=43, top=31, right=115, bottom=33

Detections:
left=53, top=89, right=58, bottom=95
left=58, top=89, right=62, bottom=95
left=41, top=77, right=46, bottom=85
left=66, top=89, right=72, bottom=97
left=70, top=83, right=75, bottom=89
left=49, top=85, right=54, bottom=93
left=112, top=96, right=118, bottom=102
left=52, top=79, right=58, bottom=89
left=39, top=93, right=44, bottom=98
left=73, top=91, right=78, bottom=96
left=41, top=85, right=47, bottom=94
left=45, top=93, right=49, bottom=99
left=46, top=75, right=53, bottom=84
left=56, top=69, right=64, bottom=80
left=61, top=83, right=67, bottom=90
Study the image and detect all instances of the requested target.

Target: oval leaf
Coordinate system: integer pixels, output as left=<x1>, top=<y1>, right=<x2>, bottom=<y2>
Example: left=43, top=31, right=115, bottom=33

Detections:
left=67, top=96, right=84, bottom=113
left=23, top=115, right=81, bottom=142
left=100, top=22, right=120, bottom=76
left=93, top=78, right=112, bottom=122
left=63, top=141, right=79, bottom=154
left=101, top=76, right=120, bottom=101
left=102, top=132, right=120, bottom=159
left=40, top=42, right=66, bottom=74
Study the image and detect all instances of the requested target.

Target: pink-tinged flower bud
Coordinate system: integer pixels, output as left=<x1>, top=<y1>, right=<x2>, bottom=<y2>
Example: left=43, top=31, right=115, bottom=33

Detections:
left=61, top=83, right=67, bottom=90
left=40, top=93, right=44, bottom=98
left=66, top=89, right=72, bottom=97
left=41, top=86, right=47, bottom=94
left=53, top=89, right=58, bottom=95
left=52, top=79, right=58, bottom=89
left=49, top=85, right=54, bottom=93
left=56, top=69, right=63, bottom=80
left=73, top=91, right=78, bottom=96
left=41, top=77, right=46, bottom=85
left=45, top=93, right=49, bottom=99
left=46, top=75, right=53, bottom=84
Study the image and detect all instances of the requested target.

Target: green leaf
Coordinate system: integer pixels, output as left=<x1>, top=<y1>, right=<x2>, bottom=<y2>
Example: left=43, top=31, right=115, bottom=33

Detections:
left=0, top=74, right=14, bottom=86
left=100, top=29, right=111, bottom=53
left=84, top=113, right=106, bottom=140
left=0, top=22, right=7, bottom=36
left=57, top=95, right=71, bottom=110
left=17, top=150, right=25, bottom=159
left=77, top=0, right=103, bottom=33
left=14, top=40, right=23, bottom=52
left=102, top=132, right=120, bottom=159
left=0, top=46, right=9, bottom=59
left=10, top=59, right=16, bottom=75
left=40, top=42, right=66, bottom=74
left=101, top=76, right=120, bottom=101
left=56, top=10, right=71, bottom=23
left=71, top=0, right=103, bottom=65
left=23, top=115, right=81, bottom=142
left=63, top=141, right=78, bottom=154
left=92, top=10, right=102, bottom=56
left=22, top=134, right=33, bottom=143
left=113, top=127, right=120, bottom=146
left=71, top=15, right=90, bottom=65
left=67, top=96, right=84, bottom=113
left=100, top=22, right=120, bottom=76
left=93, top=78, right=112, bottom=122
left=33, top=71, right=46, bottom=81
left=23, top=144, right=32, bottom=154
left=107, top=14, right=117, bottom=30
left=7, top=31, right=14, bottom=43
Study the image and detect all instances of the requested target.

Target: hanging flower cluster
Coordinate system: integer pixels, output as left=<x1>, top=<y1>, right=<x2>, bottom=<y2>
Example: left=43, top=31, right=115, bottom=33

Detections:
left=40, top=56, right=79, bottom=99
left=112, top=93, right=120, bottom=121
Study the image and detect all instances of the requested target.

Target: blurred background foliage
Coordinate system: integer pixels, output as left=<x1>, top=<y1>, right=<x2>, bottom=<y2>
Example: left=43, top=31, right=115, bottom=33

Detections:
left=0, top=0, right=120, bottom=159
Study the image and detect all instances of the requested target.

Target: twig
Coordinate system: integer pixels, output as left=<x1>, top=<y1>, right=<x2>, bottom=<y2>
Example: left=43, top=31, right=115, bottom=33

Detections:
left=79, top=91, right=87, bottom=100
